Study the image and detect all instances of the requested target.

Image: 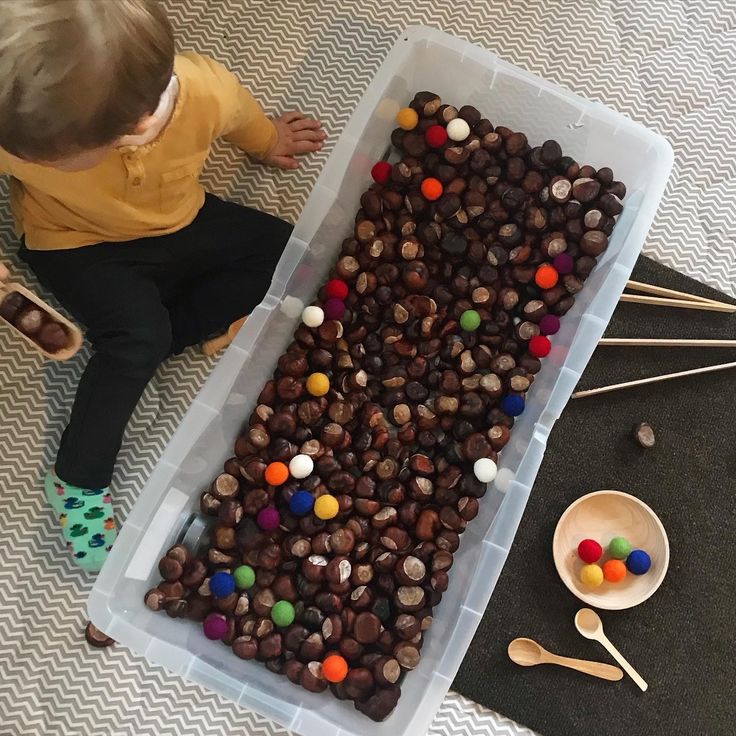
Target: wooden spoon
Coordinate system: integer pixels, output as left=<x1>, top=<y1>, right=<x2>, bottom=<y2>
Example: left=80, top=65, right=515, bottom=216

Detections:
left=508, top=638, right=623, bottom=681
left=575, top=608, right=648, bottom=691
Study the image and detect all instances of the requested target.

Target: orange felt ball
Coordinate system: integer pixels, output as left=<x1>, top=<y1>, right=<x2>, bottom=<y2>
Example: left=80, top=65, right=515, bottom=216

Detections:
left=264, top=462, right=289, bottom=486
left=421, top=177, right=443, bottom=201
left=535, top=264, right=559, bottom=289
left=603, top=559, right=627, bottom=583
left=396, top=107, right=419, bottom=131
left=323, top=654, right=349, bottom=683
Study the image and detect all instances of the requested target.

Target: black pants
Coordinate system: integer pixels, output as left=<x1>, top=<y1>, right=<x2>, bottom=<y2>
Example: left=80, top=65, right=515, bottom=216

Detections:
left=20, top=194, right=292, bottom=489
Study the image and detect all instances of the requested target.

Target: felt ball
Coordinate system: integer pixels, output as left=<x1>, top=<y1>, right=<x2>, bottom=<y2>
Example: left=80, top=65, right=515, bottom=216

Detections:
left=529, top=335, right=552, bottom=358
left=271, top=600, right=296, bottom=627
left=603, top=559, right=627, bottom=583
left=396, top=107, right=419, bottom=130
left=552, top=253, right=574, bottom=275
left=535, top=264, right=559, bottom=289
left=306, top=372, right=330, bottom=397
left=371, top=160, right=392, bottom=184
left=425, top=124, right=448, bottom=148
left=233, top=565, right=256, bottom=590
left=539, top=314, right=561, bottom=336
left=289, top=454, right=314, bottom=479
left=314, top=494, right=339, bottom=520
left=626, top=549, right=652, bottom=575
left=203, top=613, right=228, bottom=640
left=324, top=298, right=346, bottom=321
left=608, top=536, right=632, bottom=560
left=210, top=571, right=236, bottom=598
left=421, top=177, right=443, bottom=201
left=323, top=654, right=349, bottom=683
left=501, top=394, right=525, bottom=416
left=264, top=461, right=289, bottom=486
left=257, top=506, right=281, bottom=531
left=289, top=490, right=315, bottom=516
left=473, top=457, right=497, bottom=483
left=577, top=538, right=603, bottom=564
left=460, top=309, right=481, bottom=331
left=446, top=118, right=471, bottom=141
left=302, top=305, right=325, bottom=328
left=580, top=564, right=604, bottom=588
left=325, top=279, right=349, bottom=300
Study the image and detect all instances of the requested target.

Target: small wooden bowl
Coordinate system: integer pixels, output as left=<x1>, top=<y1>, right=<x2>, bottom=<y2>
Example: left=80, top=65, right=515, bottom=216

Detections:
left=552, top=490, right=669, bottom=610
left=0, top=282, right=83, bottom=361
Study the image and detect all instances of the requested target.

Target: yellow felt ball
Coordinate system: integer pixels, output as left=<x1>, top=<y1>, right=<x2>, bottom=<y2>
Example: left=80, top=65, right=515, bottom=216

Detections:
left=314, top=494, right=339, bottom=520
left=396, top=107, right=419, bottom=131
left=306, top=372, right=330, bottom=397
left=580, top=564, right=604, bottom=588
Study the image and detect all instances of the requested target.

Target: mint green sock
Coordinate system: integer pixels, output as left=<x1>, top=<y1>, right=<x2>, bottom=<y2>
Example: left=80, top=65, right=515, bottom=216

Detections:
left=44, top=471, right=117, bottom=573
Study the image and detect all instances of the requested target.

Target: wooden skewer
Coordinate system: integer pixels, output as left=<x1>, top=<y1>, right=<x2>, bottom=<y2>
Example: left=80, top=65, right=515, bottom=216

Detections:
left=599, top=338, right=736, bottom=348
left=572, top=360, right=736, bottom=399
left=619, top=293, right=736, bottom=313
left=625, top=279, right=729, bottom=307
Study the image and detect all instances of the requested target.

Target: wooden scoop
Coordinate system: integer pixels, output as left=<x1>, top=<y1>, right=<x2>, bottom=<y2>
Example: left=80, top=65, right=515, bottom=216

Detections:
left=508, top=637, right=623, bottom=681
left=0, top=266, right=83, bottom=361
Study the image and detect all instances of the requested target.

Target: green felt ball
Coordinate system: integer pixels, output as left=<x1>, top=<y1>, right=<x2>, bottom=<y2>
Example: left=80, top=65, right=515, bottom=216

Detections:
left=608, top=536, right=632, bottom=560
left=233, top=565, right=256, bottom=590
left=271, top=600, right=295, bottom=627
left=460, top=309, right=481, bottom=331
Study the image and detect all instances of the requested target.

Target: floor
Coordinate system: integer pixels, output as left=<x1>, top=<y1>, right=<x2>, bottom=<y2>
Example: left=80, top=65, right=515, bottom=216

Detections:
left=0, top=1, right=734, bottom=735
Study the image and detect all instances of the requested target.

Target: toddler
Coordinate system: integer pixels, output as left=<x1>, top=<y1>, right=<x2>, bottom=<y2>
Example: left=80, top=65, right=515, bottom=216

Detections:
left=0, top=0, right=325, bottom=571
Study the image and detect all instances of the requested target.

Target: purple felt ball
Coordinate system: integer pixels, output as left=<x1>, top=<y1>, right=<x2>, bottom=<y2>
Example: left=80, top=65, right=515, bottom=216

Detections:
left=539, top=314, right=561, bottom=335
left=552, top=253, right=574, bottom=275
left=203, top=613, right=228, bottom=640
left=324, top=298, right=345, bottom=321
left=257, top=506, right=281, bottom=531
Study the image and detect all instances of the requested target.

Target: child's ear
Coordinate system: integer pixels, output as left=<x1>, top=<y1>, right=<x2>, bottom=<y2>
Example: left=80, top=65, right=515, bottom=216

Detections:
left=132, top=114, right=157, bottom=135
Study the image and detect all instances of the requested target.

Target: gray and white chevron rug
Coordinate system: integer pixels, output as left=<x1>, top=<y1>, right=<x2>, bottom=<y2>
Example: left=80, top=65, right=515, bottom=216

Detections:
left=1, top=2, right=734, bottom=735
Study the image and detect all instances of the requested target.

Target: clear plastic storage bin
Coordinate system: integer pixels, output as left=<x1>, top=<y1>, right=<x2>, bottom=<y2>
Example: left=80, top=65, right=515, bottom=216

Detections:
left=88, top=25, right=673, bottom=736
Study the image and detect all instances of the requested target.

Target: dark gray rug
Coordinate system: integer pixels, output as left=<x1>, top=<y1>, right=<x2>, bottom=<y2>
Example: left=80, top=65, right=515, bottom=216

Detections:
left=454, top=255, right=736, bottom=735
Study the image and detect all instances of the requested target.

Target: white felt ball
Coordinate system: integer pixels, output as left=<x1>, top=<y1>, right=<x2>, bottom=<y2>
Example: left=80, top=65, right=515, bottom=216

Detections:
left=280, top=295, right=305, bottom=319
left=302, top=305, right=324, bottom=328
left=473, top=457, right=498, bottom=484
left=446, top=118, right=471, bottom=142
left=289, top=454, right=314, bottom=479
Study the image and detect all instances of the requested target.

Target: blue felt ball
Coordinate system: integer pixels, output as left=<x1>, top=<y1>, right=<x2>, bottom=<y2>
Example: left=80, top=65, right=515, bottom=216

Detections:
left=501, top=394, right=525, bottom=417
left=626, top=549, right=651, bottom=575
left=289, top=490, right=315, bottom=516
left=210, top=571, right=236, bottom=598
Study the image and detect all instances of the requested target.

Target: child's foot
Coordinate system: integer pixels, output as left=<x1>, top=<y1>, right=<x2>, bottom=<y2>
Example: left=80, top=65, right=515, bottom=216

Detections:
left=44, top=471, right=117, bottom=573
left=201, top=316, right=248, bottom=356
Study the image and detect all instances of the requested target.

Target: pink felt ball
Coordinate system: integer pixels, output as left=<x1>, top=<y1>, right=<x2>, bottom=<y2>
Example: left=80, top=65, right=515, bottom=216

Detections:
left=529, top=335, right=552, bottom=358
left=324, top=298, right=346, bottom=321
left=325, top=279, right=349, bottom=300
left=539, top=314, right=561, bottom=335
left=553, top=253, right=575, bottom=275
left=371, top=161, right=392, bottom=184
left=578, top=539, right=603, bottom=564
left=203, top=613, right=228, bottom=640
left=257, top=507, right=281, bottom=531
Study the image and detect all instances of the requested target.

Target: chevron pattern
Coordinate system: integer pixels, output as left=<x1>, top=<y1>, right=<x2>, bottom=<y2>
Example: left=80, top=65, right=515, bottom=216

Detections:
left=0, top=1, right=733, bottom=735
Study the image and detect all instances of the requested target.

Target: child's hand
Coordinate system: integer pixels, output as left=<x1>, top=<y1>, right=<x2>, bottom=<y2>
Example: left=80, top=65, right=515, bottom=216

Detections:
left=263, top=112, right=326, bottom=169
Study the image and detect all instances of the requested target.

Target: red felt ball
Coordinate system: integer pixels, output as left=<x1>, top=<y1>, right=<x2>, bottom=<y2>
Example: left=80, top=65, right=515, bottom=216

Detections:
left=578, top=538, right=603, bottom=564
left=371, top=161, right=392, bottom=184
left=325, top=279, right=349, bottom=300
left=425, top=125, right=448, bottom=148
left=529, top=335, right=551, bottom=358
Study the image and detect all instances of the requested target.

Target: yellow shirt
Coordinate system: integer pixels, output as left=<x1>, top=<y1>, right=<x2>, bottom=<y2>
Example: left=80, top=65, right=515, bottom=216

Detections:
left=0, top=52, right=278, bottom=250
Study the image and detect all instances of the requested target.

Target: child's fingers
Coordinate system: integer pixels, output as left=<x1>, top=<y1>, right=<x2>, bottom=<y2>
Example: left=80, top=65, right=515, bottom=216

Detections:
left=292, top=129, right=324, bottom=143
left=290, top=140, right=322, bottom=154
left=270, top=154, right=299, bottom=169
left=281, top=111, right=306, bottom=124
left=289, top=118, right=323, bottom=132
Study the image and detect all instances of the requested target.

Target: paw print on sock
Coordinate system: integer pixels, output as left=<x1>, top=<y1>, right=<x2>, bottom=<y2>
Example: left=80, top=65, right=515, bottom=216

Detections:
left=102, top=493, right=112, bottom=504
left=55, top=482, right=65, bottom=496
left=88, top=533, right=106, bottom=548
left=59, top=513, right=68, bottom=528
left=74, top=550, right=87, bottom=559
left=105, top=545, right=113, bottom=552
left=69, top=523, right=89, bottom=538
left=84, top=506, right=104, bottom=520
left=64, top=497, right=84, bottom=510
left=104, top=517, right=115, bottom=530
left=82, top=488, right=104, bottom=496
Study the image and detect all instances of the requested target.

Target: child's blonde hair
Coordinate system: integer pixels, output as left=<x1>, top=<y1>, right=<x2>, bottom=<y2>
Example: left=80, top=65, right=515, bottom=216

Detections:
left=0, top=0, right=175, bottom=160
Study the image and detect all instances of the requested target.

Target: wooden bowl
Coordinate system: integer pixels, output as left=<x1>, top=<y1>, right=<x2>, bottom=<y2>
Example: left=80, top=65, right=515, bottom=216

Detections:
left=552, top=490, right=669, bottom=610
